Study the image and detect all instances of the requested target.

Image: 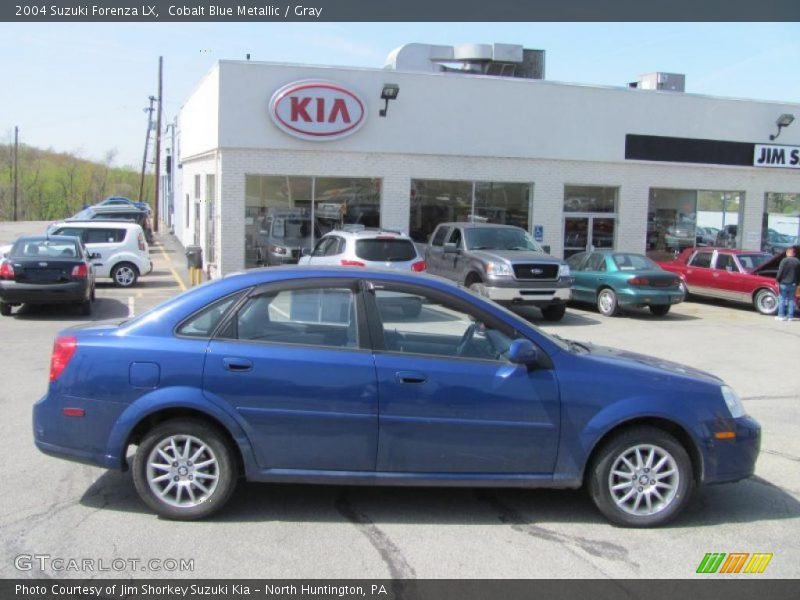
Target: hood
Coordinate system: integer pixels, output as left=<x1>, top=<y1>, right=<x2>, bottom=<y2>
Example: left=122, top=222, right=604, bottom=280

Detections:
left=752, top=245, right=800, bottom=275
left=471, top=249, right=560, bottom=263
left=582, top=342, right=722, bottom=386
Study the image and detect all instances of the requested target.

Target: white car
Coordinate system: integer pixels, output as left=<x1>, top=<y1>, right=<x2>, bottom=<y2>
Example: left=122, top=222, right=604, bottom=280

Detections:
left=298, top=226, right=426, bottom=271
left=47, top=220, right=153, bottom=287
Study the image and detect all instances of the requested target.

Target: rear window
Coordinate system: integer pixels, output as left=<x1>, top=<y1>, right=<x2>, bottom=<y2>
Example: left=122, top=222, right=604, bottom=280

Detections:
left=11, top=239, right=80, bottom=258
left=355, top=239, right=417, bottom=262
left=688, top=252, right=712, bottom=268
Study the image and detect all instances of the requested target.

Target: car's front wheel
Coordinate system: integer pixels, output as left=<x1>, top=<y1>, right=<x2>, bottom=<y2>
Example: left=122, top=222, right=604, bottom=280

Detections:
left=541, top=303, right=566, bottom=321
left=132, top=419, right=237, bottom=520
left=753, top=288, right=778, bottom=315
left=0, top=302, right=11, bottom=316
left=588, top=426, right=694, bottom=527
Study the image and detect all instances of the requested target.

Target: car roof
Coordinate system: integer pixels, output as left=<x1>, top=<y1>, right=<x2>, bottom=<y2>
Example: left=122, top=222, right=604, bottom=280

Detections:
left=86, top=205, right=148, bottom=214
left=14, top=235, right=81, bottom=244
left=691, top=247, right=768, bottom=255
left=435, top=222, right=525, bottom=231
left=324, top=228, right=413, bottom=240
left=52, top=220, right=143, bottom=229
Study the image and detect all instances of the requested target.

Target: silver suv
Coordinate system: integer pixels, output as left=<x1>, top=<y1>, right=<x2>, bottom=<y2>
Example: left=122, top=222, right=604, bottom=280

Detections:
left=298, top=226, right=426, bottom=271
left=425, top=222, right=571, bottom=321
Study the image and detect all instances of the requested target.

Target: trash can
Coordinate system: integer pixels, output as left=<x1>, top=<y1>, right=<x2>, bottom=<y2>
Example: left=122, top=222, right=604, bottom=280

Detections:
left=186, top=245, right=203, bottom=286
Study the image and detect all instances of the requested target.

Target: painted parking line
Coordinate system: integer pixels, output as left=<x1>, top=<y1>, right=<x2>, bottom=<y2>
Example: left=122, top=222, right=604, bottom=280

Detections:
left=128, top=296, right=135, bottom=318
left=155, top=241, right=187, bottom=292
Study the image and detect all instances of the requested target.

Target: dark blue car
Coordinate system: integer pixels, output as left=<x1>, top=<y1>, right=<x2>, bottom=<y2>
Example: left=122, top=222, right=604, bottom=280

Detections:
left=33, top=267, right=760, bottom=526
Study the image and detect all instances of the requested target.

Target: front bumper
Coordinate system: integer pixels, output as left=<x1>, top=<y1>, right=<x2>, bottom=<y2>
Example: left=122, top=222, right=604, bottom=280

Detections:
left=701, top=415, right=761, bottom=484
left=484, top=284, right=571, bottom=305
left=0, top=280, right=88, bottom=305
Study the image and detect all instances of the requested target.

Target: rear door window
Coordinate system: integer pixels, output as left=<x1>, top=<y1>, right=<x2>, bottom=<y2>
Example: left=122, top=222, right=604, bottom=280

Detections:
left=355, top=239, right=417, bottom=262
left=85, top=228, right=126, bottom=244
left=688, top=252, right=713, bottom=268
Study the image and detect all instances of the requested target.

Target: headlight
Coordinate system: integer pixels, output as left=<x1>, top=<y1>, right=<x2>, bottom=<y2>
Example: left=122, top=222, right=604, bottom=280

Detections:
left=721, top=385, right=746, bottom=418
left=558, top=264, right=571, bottom=278
left=270, top=245, right=289, bottom=256
left=485, top=262, right=513, bottom=277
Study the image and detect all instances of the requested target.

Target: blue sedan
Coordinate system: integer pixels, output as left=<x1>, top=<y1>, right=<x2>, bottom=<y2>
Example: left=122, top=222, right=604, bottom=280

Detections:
left=33, top=267, right=759, bottom=526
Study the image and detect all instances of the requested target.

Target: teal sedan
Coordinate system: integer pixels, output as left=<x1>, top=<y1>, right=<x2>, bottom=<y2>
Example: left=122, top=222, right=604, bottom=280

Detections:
left=566, top=251, right=684, bottom=316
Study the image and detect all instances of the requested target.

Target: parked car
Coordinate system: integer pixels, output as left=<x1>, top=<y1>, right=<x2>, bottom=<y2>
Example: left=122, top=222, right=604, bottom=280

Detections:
left=33, top=267, right=760, bottom=526
left=47, top=221, right=152, bottom=288
left=424, top=222, right=571, bottom=321
left=695, top=226, right=719, bottom=247
left=298, top=226, right=426, bottom=271
left=714, top=225, right=738, bottom=248
left=68, top=205, right=154, bottom=244
left=97, top=196, right=151, bottom=213
left=0, top=235, right=96, bottom=316
left=567, top=251, right=683, bottom=316
left=659, top=248, right=781, bottom=315
left=256, top=210, right=320, bottom=266
left=762, top=229, right=798, bottom=255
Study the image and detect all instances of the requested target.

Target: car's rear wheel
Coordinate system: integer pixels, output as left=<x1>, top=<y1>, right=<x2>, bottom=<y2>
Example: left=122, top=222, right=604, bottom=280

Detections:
left=753, top=288, right=778, bottom=315
left=79, top=299, right=92, bottom=316
left=0, top=302, right=11, bottom=316
left=541, top=303, right=566, bottom=321
left=597, top=288, right=619, bottom=316
left=132, top=419, right=237, bottom=520
left=649, top=304, right=670, bottom=316
left=112, top=262, right=138, bottom=288
left=588, top=426, right=694, bottom=527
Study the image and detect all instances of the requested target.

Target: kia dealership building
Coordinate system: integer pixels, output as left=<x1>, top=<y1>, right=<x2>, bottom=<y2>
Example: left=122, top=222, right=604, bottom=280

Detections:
left=164, top=44, right=800, bottom=278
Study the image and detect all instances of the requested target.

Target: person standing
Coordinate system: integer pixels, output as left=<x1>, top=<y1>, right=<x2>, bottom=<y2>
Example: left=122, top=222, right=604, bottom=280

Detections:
left=775, top=246, right=800, bottom=321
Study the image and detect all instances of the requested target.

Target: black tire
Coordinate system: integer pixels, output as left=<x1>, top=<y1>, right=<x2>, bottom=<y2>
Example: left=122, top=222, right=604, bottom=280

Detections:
left=132, top=419, right=237, bottom=520
left=469, top=282, right=487, bottom=297
left=649, top=304, right=670, bottom=316
left=541, top=303, right=566, bottom=322
left=753, top=288, right=778, bottom=316
left=90, top=285, right=96, bottom=302
left=111, top=262, right=139, bottom=288
left=79, top=299, right=92, bottom=316
left=587, top=426, right=694, bottom=528
left=0, top=302, right=11, bottom=316
left=596, top=288, right=619, bottom=317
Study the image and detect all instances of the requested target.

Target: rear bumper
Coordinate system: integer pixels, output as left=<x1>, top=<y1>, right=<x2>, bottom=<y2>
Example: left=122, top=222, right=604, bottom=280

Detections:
left=0, top=280, right=88, bottom=305
left=485, top=284, right=571, bottom=305
left=617, top=288, right=684, bottom=307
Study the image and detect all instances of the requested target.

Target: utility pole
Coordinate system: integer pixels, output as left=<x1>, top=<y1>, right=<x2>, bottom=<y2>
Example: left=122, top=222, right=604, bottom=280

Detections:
left=139, top=95, right=156, bottom=202
left=12, top=126, right=19, bottom=221
left=154, top=56, right=163, bottom=232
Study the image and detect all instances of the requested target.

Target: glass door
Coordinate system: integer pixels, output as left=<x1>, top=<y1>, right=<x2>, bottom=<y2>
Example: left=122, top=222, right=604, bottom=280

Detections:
left=563, top=216, right=616, bottom=258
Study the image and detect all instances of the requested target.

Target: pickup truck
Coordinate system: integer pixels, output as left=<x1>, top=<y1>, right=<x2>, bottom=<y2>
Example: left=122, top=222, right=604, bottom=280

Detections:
left=424, top=222, right=571, bottom=321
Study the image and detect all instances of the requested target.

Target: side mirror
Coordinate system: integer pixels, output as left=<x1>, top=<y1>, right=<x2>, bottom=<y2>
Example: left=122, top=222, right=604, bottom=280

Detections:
left=444, top=242, right=460, bottom=254
left=508, top=339, right=539, bottom=366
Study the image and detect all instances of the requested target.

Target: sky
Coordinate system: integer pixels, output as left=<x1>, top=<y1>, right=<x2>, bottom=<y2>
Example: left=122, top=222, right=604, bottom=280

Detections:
left=1, top=22, right=798, bottom=168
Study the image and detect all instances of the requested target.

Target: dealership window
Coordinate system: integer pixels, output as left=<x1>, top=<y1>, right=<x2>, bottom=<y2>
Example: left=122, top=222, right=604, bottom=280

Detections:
left=244, top=175, right=380, bottom=269
left=409, top=179, right=531, bottom=243
left=762, top=193, right=800, bottom=254
left=563, top=186, right=617, bottom=258
left=646, top=188, right=744, bottom=260
left=206, top=174, right=216, bottom=264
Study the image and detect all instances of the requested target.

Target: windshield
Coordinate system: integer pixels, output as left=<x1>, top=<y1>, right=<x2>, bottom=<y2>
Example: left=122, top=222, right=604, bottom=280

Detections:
left=738, top=253, right=772, bottom=271
left=11, top=238, right=80, bottom=258
left=612, top=253, right=659, bottom=271
left=465, top=228, right=544, bottom=252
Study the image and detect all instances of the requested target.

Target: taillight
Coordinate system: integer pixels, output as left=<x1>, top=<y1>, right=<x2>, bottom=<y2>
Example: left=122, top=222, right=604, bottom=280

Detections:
left=138, top=233, right=145, bottom=251
left=0, top=261, right=14, bottom=280
left=341, top=260, right=365, bottom=267
left=627, top=276, right=650, bottom=286
left=411, top=260, right=427, bottom=272
left=71, top=264, right=88, bottom=279
left=50, top=336, right=77, bottom=382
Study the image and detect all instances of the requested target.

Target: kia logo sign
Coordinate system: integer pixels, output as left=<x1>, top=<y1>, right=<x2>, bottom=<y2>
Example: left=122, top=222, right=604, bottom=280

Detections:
left=269, top=80, right=366, bottom=141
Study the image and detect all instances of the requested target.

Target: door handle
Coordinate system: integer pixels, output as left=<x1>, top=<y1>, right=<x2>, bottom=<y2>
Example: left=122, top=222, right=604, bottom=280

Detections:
left=223, top=357, right=253, bottom=372
left=396, top=371, right=427, bottom=385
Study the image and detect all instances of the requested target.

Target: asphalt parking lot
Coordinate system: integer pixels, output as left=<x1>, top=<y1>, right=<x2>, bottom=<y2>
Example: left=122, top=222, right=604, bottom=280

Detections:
left=0, top=221, right=798, bottom=580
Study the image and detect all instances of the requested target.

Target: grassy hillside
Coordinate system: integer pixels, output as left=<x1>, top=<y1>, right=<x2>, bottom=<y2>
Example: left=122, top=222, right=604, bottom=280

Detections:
left=0, top=144, right=154, bottom=221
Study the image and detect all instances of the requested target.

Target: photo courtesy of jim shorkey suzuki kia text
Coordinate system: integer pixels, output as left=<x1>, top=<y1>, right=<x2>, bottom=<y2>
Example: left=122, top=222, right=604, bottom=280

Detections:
left=14, top=583, right=388, bottom=597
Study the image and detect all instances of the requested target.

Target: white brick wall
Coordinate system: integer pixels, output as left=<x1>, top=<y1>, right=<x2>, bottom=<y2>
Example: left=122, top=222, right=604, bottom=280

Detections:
left=179, top=147, right=800, bottom=278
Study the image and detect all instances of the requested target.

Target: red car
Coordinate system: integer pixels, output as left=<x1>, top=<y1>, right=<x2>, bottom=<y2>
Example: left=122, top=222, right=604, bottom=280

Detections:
left=659, top=247, right=799, bottom=315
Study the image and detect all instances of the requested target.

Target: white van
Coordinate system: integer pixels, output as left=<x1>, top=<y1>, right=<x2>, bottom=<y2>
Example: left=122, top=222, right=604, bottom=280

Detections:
left=48, top=221, right=153, bottom=287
